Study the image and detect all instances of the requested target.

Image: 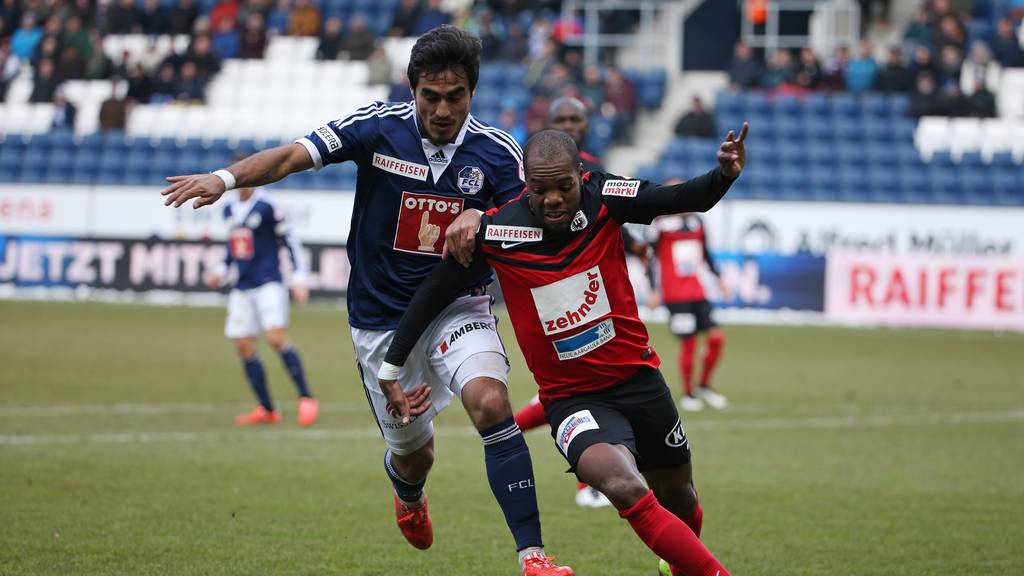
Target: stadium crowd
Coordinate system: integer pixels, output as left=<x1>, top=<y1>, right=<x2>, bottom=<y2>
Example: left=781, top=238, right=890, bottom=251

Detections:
left=0, top=0, right=642, bottom=148
left=727, top=0, right=1024, bottom=119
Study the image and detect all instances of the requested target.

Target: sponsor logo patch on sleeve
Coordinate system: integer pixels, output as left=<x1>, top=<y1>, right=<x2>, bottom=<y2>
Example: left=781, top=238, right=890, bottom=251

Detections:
left=556, top=409, right=600, bottom=455
left=601, top=179, right=640, bottom=197
left=315, top=125, right=342, bottom=153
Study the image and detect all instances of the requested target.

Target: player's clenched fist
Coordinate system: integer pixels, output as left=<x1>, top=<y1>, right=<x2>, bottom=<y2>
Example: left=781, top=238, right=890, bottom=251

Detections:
left=417, top=211, right=441, bottom=251
left=162, top=173, right=227, bottom=209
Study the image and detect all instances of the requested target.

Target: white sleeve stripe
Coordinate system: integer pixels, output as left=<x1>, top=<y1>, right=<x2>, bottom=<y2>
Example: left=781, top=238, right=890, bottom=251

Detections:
left=468, top=119, right=524, bottom=159
left=295, top=137, right=323, bottom=171
left=334, top=102, right=413, bottom=131
left=467, top=125, right=523, bottom=165
left=283, top=231, right=308, bottom=279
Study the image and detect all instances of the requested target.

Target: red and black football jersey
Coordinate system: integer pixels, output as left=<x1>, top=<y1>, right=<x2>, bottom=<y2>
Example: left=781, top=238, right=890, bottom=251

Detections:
left=652, top=214, right=718, bottom=304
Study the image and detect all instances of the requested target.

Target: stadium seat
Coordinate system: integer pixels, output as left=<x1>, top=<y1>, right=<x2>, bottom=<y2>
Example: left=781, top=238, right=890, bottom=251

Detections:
left=915, top=116, right=950, bottom=160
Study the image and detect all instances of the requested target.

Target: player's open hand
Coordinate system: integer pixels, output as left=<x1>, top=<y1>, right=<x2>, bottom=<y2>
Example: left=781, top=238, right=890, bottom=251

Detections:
left=205, top=273, right=223, bottom=290
left=380, top=381, right=432, bottom=426
left=162, top=173, right=227, bottom=209
left=291, top=283, right=309, bottom=306
left=442, top=209, right=481, bottom=268
left=717, top=122, right=749, bottom=179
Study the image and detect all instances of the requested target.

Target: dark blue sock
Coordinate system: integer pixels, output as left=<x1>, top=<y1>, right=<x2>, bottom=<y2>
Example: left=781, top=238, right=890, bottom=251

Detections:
left=480, top=418, right=543, bottom=551
left=242, top=357, right=273, bottom=411
left=385, top=449, right=426, bottom=503
left=279, top=346, right=310, bottom=398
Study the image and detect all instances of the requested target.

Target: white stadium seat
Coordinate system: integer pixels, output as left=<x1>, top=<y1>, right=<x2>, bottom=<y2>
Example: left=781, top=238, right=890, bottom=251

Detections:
left=914, top=116, right=950, bottom=160
left=947, top=117, right=981, bottom=160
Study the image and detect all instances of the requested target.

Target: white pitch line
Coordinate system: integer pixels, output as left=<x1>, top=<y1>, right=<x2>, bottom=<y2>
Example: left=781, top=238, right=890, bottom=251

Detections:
left=0, top=401, right=373, bottom=418
left=1, top=410, right=1022, bottom=447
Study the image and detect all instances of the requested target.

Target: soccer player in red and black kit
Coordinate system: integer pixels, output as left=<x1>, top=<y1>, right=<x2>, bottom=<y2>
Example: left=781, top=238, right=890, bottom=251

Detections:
left=379, top=125, right=748, bottom=576
left=652, top=205, right=730, bottom=412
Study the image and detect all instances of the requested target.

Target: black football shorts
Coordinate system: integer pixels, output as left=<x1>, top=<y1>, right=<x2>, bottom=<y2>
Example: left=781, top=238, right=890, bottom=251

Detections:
left=666, top=299, right=717, bottom=338
left=545, top=367, right=692, bottom=473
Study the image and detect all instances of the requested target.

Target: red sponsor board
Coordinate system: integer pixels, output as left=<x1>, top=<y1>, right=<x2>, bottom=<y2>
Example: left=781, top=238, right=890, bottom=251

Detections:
left=826, top=251, right=1024, bottom=331
left=392, top=192, right=464, bottom=256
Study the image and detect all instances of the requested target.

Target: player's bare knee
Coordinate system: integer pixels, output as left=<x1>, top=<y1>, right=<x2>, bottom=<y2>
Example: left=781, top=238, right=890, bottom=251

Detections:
left=265, top=328, right=289, bottom=351
left=234, top=338, right=257, bottom=359
left=655, top=482, right=698, bottom=517
left=594, top=472, right=650, bottom=510
left=462, top=378, right=513, bottom=430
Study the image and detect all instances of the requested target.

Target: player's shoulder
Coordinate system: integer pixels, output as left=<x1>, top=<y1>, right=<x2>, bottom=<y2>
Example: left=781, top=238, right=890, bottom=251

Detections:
left=464, top=116, right=523, bottom=163
left=481, top=197, right=541, bottom=243
left=332, top=100, right=414, bottom=129
left=583, top=170, right=643, bottom=199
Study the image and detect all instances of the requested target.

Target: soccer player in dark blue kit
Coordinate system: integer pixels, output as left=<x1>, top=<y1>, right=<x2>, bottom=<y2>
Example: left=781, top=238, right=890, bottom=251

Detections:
left=163, top=25, right=573, bottom=576
left=205, top=173, right=318, bottom=427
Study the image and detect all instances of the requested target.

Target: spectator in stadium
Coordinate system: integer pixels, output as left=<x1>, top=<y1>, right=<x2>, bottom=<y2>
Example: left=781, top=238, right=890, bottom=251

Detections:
left=793, top=47, right=823, bottom=90
left=603, top=66, right=636, bottom=141
left=993, top=17, right=1023, bottom=67
left=844, top=41, right=878, bottom=92
left=960, top=41, right=1001, bottom=97
left=937, top=44, right=963, bottom=87
left=11, top=13, right=42, bottom=60
left=184, top=35, right=221, bottom=81
left=903, top=7, right=932, bottom=48
left=477, top=11, right=501, bottom=61
left=204, top=157, right=319, bottom=429
left=149, top=62, right=177, bottom=103
left=524, top=37, right=558, bottom=92
left=728, top=41, right=763, bottom=89
left=51, top=86, right=76, bottom=130
left=497, top=104, right=527, bottom=145
left=342, top=15, right=376, bottom=61
left=674, top=97, right=716, bottom=139
left=32, top=35, right=59, bottom=70
left=760, top=49, right=795, bottom=89
left=161, top=26, right=574, bottom=576
left=288, top=0, right=320, bottom=37
left=908, top=72, right=941, bottom=117
left=316, top=16, right=344, bottom=60
left=175, top=60, right=205, bottom=103
left=98, top=82, right=128, bottom=130
left=876, top=46, right=914, bottom=92
left=538, top=63, right=572, bottom=100
left=61, top=15, right=91, bottom=59
left=389, top=0, right=420, bottom=37
left=939, top=80, right=970, bottom=117
left=29, top=58, right=59, bottom=102
left=125, top=62, right=153, bottom=103
left=139, top=0, right=166, bottom=35
left=238, top=12, right=267, bottom=59
left=0, top=43, right=18, bottom=102
left=167, top=0, right=199, bottom=36
left=966, top=78, right=997, bottom=117
left=84, top=32, right=115, bottom=79
left=55, top=44, right=86, bottom=80
left=212, top=15, right=241, bottom=59
left=499, top=21, right=530, bottom=63
left=105, top=0, right=142, bottom=34
left=381, top=127, right=747, bottom=576
left=266, top=0, right=291, bottom=34
left=524, top=93, right=551, bottom=135
left=366, top=45, right=393, bottom=85
left=822, top=44, right=850, bottom=90
left=210, top=0, right=240, bottom=33
left=413, top=0, right=451, bottom=36
left=910, top=43, right=939, bottom=80
left=934, top=14, right=966, bottom=54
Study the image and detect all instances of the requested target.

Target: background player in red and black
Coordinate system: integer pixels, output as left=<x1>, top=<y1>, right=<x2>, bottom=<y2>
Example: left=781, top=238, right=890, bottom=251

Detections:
left=652, top=203, right=730, bottom=412
left=378, top=126, right=748, bottom=576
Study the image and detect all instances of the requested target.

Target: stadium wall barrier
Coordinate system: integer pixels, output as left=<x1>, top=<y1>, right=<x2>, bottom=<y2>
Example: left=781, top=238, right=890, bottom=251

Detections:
left=0, top=236, right=350, bottom=298
left=825, top=251, right=1024, bottom=331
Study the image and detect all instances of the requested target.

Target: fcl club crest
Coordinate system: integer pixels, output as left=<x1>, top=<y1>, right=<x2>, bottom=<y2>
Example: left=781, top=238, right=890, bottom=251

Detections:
left=457, top=166, right=484, bottom=195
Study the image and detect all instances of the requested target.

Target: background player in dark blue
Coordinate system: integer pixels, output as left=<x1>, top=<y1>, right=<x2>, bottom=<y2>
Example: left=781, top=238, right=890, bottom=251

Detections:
left=162, top=25, right=573, bottom=576
left=205, top=170, right=318, bottom=428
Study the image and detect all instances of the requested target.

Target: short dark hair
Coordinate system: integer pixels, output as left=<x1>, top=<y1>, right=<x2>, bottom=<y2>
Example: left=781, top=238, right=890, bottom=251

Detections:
left=523, top=129, right=580, bottom=173
left=407, top=25, right=482, bottom=92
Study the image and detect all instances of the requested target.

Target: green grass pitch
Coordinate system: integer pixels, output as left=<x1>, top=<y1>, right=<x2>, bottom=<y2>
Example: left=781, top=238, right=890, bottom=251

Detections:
left=1, top=300, right=1022, bottom=575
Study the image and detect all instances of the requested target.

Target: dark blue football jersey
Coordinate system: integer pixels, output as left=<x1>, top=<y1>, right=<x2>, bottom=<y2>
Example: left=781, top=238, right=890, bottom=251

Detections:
left=297, top=101, right=525, bottom=330
left=222, top=189, right=307, bottom=290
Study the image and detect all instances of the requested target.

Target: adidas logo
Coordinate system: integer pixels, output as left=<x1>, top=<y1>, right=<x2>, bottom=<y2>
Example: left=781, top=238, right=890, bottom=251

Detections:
left=428, top=150, right=447, bottom=164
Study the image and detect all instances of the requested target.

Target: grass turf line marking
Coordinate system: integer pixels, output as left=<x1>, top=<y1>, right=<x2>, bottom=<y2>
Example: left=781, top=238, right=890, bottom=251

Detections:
left=1, top=409, right=1022, bottom=446
left=0, top=401, right=373, bottom=418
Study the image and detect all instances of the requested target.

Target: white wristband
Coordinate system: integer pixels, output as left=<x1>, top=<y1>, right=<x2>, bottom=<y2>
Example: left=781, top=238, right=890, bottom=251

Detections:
left=377, top=361, right=402, bottom=381
left=211, top=169, right=236, bottom=191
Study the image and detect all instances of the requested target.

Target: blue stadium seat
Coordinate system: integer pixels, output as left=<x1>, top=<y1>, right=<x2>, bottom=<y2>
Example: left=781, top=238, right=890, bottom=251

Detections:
left=990, top=152, right=1017, bottom=168
left=887, top=94, right=910, bottom=119
left=891, top=118, right=916, bottom=143
left=865, top=143, right=899, bottom=168
left=802, top=93, right=829, bottom=119
left=928, top=167, right=964, bottom=204
left=800, top=116, right=832, bottom=144
left=858, top=93, right=888, bottom=118
left=895, top=145, right=921, bottom=166
left=773, top=95, right=801, bottom=119
left=862, top=117, right=891, bottom=143
left=741, top=92, right=771, bottom=116
left=829, top=93, right=858, bottom=119
left=714, top=91, right=743, bottom=116
left=960, top=168, right=993, bottom=204
left=959, top=151, right=985, bottom=167
left=836, top=143, right=867, bottom=167
left=805, top=142, right=837, bottom=170
left=833, top=117, right=864, bottom=142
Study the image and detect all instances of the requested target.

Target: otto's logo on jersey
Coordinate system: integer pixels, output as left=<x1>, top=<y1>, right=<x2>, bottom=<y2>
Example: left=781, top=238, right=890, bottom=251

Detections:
left=531, top=266, right=612, bottom=336
left=373, top=152, right=429, bottom=181
left=556, top=409, right=599, bottom=455
left=393, top=192, right=464, bottom=256
left=438, top=321, right=496, bottom=354
left=457, top=166, right=484, bottom=195
left=665, top=419, right=688, bottom=448
left=552, top=318, right=615, bottom=360
left=316, top=125, right=342, bottom=153
left=570, top=210, right=588, bottom=232
left=602, top=179, right=640, bottom=197
left=229, top=227, right=255, bottom=260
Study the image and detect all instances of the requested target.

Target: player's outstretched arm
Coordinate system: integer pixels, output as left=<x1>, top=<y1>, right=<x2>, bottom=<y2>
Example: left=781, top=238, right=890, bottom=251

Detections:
left=162, top=143, right=314, bottom=209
